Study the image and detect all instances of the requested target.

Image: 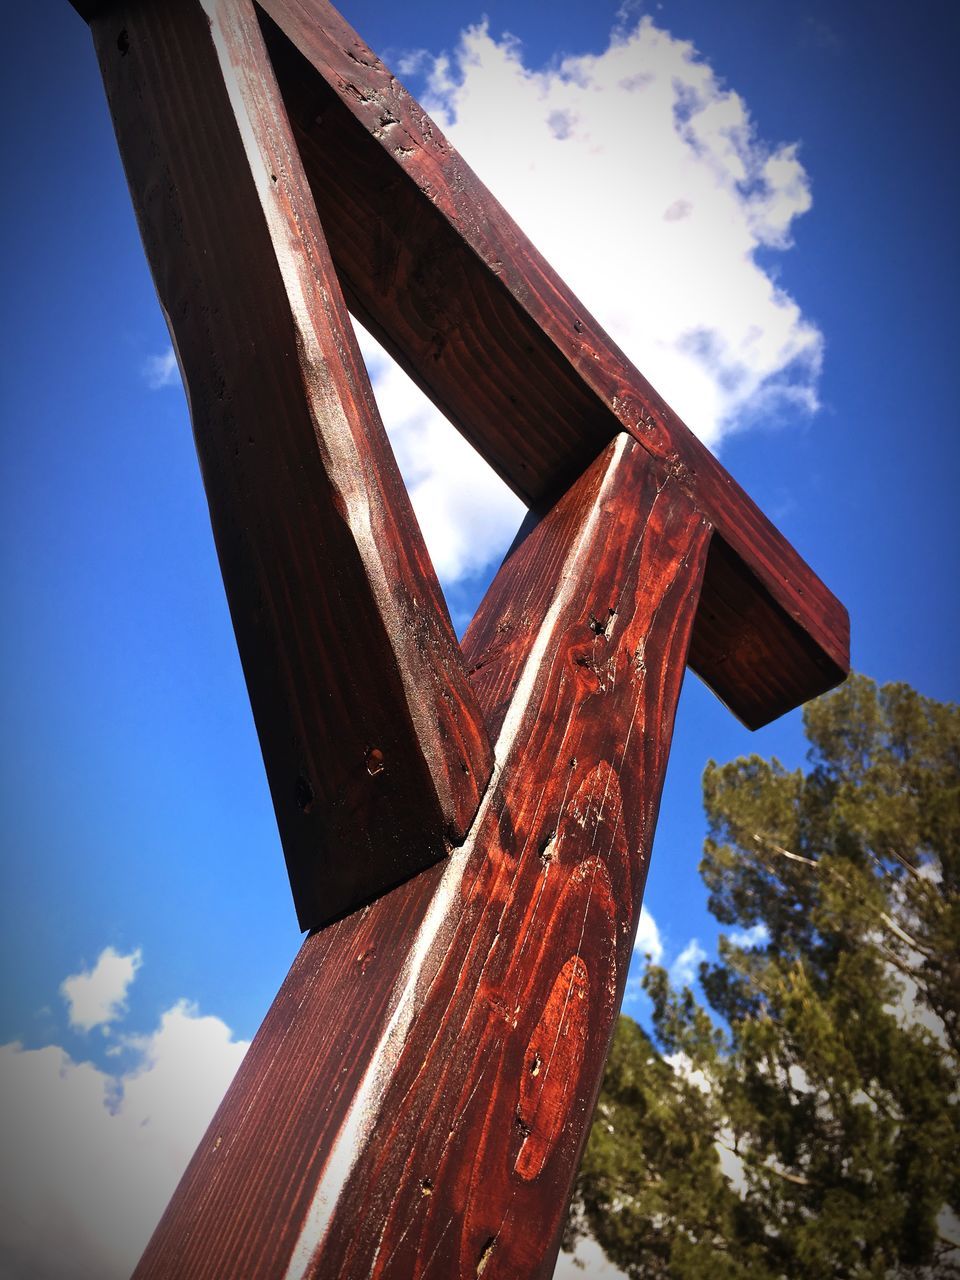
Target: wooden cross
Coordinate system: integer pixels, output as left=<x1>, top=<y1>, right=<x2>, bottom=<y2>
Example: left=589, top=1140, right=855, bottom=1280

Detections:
left=68, top=1, right=849, bottom=1276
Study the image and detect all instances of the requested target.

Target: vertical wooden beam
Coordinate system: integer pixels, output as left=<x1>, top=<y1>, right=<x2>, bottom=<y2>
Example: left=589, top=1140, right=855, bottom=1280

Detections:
left=84, top=0, right=494, bottom=927
left=131, top=436, right=712, bottom=1279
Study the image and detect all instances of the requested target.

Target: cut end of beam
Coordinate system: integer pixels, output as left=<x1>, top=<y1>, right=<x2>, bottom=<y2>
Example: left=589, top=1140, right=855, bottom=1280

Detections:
left=689, top=534, right=849, bottom=729
left=67, top=0, right=112, bottom=20
left=86, top=0, right=494, bottom=931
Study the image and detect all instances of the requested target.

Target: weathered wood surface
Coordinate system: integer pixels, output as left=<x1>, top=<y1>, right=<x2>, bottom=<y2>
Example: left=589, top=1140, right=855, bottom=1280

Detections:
left=256, top=0, right=848, bottom=727
left=132, top=435, right=712, bottom=1279
left=87, top=0, right=493, bottom=928
left=65, top=1, right=851, bottom=1275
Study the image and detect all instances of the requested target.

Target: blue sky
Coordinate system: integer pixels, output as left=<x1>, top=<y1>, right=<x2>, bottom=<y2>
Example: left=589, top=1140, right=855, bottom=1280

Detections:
left=1, top=0, right=958, bottom=1275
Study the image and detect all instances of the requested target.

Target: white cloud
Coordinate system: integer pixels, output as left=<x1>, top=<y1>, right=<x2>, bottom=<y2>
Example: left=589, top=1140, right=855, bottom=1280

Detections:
left=60, top=946, right=143, bottom=1033
left=669, top=938, right=707, bottom=987
left=0, top=1000, right=248, bottom=1279
left=142, top=346, right=180, bottom=390
left=937, top=1206, right=960, bottom=1251
left=356, top=15, right=821, bottom=591
left=663, top=1057, right=748, bottom=1196
left=916, top=858, right=942, bottom=884
left=353, top=323, right=525, bottom=585
left=417, top=16, right=821, bottom=451
left=134, top=17, right=822, bottom=594
left=633, top=903, right=664, bottom=964
left=883, top=959, right=951, bottom=1050
left=728, top=922, right=770, bottom=949
left=715, top=1125, right=748, bottom=1195
left=554, top=1235, right=628, bottom=1278
left=665, top=1048, right=711, bottom=1095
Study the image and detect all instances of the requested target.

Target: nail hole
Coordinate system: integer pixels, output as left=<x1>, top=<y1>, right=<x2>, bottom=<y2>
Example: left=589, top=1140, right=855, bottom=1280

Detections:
left=295, top=776, right=314, bottom=812
left=588, top=607, right=616, bottom=638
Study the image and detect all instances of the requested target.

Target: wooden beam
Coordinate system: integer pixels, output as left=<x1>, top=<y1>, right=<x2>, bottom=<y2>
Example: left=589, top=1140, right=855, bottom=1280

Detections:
left=67, top=0, right=109, bottom=17
left=132, top=434, right=712, bottom=1280
left=64, top=5, right=851, bottom=1274
left=85, top=0, right=494, bottom=928
left=255, top=0, right=848, bottom=727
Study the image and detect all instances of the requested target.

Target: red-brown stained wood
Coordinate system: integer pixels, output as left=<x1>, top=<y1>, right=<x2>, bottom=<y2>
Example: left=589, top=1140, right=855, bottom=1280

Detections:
left=86, top=0, right=494, bottom=928
left=65, top=3, right=852, bottom=1275
left=132, top=436, right=712, bottom=1279
left=254, top=0, right=848, bottom=726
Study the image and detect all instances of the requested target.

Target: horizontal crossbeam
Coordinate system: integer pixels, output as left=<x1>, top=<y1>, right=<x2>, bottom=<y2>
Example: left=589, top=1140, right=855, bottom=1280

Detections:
left=256, top=0, right=848, bottom=727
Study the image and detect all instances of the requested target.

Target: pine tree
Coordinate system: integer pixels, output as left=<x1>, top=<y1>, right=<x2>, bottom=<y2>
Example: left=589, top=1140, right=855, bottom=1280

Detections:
left=566, top=675, right=960, bottom=1278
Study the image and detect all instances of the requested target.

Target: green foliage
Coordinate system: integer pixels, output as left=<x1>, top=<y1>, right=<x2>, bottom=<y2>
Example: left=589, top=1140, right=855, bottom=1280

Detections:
left=567, top=676, right=960, bottom=1277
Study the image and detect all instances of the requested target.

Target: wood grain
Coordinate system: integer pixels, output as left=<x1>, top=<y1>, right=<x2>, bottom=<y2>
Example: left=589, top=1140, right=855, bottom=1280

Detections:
left=255, top=0, right=848, bottom=726
left=86, top=0, right=494, bottom=928
left=132, top=435, right=712, bottom=1279
left=64, top=4, right=852, bottom=1274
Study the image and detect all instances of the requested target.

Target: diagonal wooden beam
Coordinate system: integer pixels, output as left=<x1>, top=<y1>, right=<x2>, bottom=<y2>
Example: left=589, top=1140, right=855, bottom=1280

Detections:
left=132, top=435, right=712, bottom=1280
left=255, top=0, right=848, bottom=728
left=81, top=0, right=494, bottom=928
left=64, top=3, right=851, bottom=1275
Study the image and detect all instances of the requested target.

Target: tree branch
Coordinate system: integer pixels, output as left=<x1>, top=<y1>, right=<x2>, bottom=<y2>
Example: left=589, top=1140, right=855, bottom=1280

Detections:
left=879, top=910, right=930, bottom=955
left=751, top=833, right=937, bottom=959
left=751, top=833, right=819, bottom=868
left=762, top=1160, right=812, bottom=1187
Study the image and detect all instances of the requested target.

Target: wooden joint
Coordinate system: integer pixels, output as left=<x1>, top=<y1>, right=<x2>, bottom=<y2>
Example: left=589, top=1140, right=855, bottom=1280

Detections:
left=256, top=0, right=849, bottom=722
left=133, top=434, right=713, bottom=1280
